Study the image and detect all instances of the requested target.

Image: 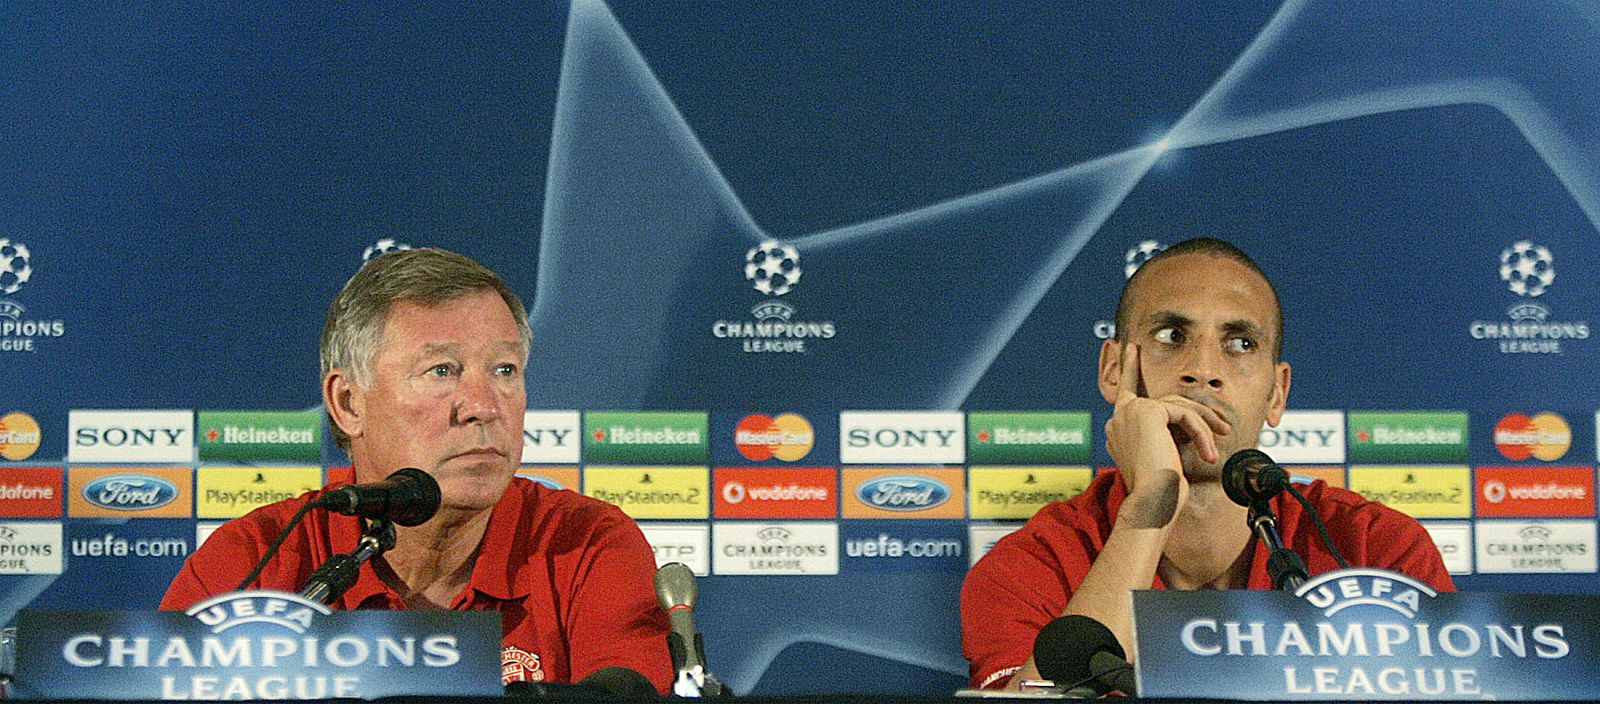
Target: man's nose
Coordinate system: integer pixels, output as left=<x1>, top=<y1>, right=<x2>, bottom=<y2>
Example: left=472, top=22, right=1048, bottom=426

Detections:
left=1178, top=342, right=1224, bottom=390
left=453, top=371, right=502, bottom=425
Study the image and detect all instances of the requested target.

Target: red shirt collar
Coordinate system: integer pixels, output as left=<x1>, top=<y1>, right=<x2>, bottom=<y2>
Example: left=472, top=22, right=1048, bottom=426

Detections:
left=336, top=479, right=533, bottom=609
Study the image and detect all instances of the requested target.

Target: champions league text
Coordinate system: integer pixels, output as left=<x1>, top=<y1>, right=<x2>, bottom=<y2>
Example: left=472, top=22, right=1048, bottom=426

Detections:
left=60, top=633, right=462, bottom=700
left=1179, top=619, right=1569, bottom=696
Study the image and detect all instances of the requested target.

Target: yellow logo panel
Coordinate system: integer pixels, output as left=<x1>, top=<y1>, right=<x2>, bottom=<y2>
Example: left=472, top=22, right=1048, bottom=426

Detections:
left=1347, top=465, right=1471, bottom=518
left=968, top=467, right=1092, bottom=519
left=197, top=466, right=323, bottom=518
left=584, top=466, right=708, bottom=519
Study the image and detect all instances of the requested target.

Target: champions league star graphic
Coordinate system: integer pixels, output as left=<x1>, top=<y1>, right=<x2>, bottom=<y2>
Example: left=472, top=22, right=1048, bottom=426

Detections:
left=528, top=0, right=1600, bottom=411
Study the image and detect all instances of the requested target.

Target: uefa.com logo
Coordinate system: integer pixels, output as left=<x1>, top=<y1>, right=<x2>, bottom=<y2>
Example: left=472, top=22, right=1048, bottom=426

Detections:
left=1467, top=240, right=1589, bottom=355
left=1092, top=240, right=1166, bottom=340
left=710, top=240, right=837, bottom=354
left=0, top=238, right=69, bottom=354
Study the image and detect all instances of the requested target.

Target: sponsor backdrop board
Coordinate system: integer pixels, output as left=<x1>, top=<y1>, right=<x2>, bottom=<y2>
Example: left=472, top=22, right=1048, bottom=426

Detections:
left=4, top=1, right=1600, bottom=697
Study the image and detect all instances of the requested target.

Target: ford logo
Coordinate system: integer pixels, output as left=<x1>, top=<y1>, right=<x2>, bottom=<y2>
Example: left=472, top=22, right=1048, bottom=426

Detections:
left=857, top=475, right=949, bottom=511
left=83, top=474, right=179, bottom=511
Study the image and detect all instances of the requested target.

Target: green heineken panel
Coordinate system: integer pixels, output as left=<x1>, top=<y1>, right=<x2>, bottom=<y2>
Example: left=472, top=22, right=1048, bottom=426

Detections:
left=1346, top=411, right=1469, bottom=463
left=197, top=410, right=323, bottom=463
left=966, top=412, right=1092, bottom=464
left=583, top=411, right=708, bottom=464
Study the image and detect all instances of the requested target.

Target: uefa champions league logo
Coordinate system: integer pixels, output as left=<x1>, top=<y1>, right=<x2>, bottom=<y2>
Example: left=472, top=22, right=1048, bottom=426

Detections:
left=362, top=238, right=413, bottom=262
left=744, top=240, right=801, bottom=296
left=1124, top=240, right=1165, bottom=279
left=0, top=239, right=33, bottom=297
left=1499, top=240, right=1554, bottom=297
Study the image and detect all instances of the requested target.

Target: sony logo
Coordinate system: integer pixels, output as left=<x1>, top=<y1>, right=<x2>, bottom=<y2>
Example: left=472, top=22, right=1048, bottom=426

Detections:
left=845, top=428, right=956, bottom=448
left=523, top=428, right=572, bottom=446
left=73, top=427, right=188, bottom=447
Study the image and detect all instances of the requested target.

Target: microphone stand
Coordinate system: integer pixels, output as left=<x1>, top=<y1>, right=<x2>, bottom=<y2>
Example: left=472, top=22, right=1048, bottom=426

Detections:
left=299, top=518, right=396, bottom=605
left=1247, top=500, right=1309, bottom=591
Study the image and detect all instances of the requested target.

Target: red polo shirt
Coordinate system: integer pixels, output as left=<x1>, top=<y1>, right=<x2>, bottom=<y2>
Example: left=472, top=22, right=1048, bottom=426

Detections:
left=960, top=470, right=1455, bottom=689
left=162, top=477, right=672, bottom=692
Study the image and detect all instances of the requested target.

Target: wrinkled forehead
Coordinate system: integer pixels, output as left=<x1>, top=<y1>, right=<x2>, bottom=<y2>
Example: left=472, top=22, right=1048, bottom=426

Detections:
left=372, top=290, right=526, bottom=353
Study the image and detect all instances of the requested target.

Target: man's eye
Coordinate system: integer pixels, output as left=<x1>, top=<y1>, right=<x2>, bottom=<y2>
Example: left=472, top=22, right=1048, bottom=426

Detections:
left=494, top=363, right=519, bottom=377
left=1153, top=327, right=1183, bottom=344
left=426, top=363, right=456, bottom=377
left=1225, top=337, right=1255, bottom=353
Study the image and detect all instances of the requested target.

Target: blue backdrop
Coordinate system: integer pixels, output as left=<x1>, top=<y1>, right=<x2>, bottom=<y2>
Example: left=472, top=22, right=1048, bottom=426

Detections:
left=4, top=0, right=1599, bottom=695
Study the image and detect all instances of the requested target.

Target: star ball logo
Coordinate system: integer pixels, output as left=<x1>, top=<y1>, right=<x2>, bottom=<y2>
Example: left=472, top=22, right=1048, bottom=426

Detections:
left=1499, top=241, right=1553, bottom=297
left=1468, top=240, right=1588, bottom=354
left=0, top=238, right=33, bottom=295
left=713, top=240, right=837, bottom=354
left=1093, top=240, right=1166, bottom=340
left=1125, top=239, right=1165, bottom=279
left=744, top=240, right=800, bottom=296
left=0, top=238, right=68, bottom=353
left=361, top=238, right=412, bottom=262
left=733, top=413, right=814, bottom=461
left=1493, top=412, right=1571, bottom=461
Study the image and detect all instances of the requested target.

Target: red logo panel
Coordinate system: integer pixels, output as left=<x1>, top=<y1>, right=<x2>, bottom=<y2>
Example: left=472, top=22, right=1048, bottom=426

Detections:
left=713, top=467, right=836, bottom=518
left=1475, top=466, right=1594, bottom=517
left=0, top=467, right=63, bottom=517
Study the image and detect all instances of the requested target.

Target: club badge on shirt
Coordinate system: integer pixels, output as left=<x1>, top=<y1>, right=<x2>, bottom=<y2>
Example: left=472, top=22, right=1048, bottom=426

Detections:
left=502, top=646, right=545, bottom=684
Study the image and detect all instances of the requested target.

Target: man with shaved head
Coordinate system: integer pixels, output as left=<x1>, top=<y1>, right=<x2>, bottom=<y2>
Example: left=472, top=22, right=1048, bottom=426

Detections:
left=961, top=237, right=1452, bottom=691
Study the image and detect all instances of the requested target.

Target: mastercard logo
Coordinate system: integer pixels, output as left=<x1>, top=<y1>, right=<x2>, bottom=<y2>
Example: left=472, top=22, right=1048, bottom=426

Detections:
left=733, top=413, right=814, bottom=461
left=1493, top=412, right=1571, bottom=461
left=0, top=411, right=42, bottom=461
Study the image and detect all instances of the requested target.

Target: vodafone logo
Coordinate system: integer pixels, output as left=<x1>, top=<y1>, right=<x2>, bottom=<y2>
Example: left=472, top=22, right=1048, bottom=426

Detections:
left=721, top=481, right=828, bottom=504
left=1494, top=412, right=1571, bottom=461
left=1476, top=467, right=1595, bottom=517
left=734, top=413, right=814, bottom=461
left=1483, top=480, right=1507, bottom=504
left=713, top=468, right=836, bottom=519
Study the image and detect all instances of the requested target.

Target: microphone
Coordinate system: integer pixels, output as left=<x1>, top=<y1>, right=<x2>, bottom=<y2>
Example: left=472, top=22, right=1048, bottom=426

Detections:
left=1223, top=448, right=1290, bottom=508
left=1032, top=615, right=1136, bottom=696
left=505, top=667, right=657, bottom=700
left=316, top=468, right=440, bottom=527
left=579, top=667, right=658, bottom=700
left=654, top=562, right=722, bottom=697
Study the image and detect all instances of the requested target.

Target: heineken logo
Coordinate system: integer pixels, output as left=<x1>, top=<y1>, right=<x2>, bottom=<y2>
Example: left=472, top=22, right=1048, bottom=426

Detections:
left=1347, top=412, right=1468, bottom=462
left=196, top=411, right=321, bottom=462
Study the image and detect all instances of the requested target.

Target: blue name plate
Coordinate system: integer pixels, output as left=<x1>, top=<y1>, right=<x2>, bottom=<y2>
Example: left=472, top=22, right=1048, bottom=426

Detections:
left=1132, top=568, right=1600, bottom=700
left=12, top=591, right=504, bottom=700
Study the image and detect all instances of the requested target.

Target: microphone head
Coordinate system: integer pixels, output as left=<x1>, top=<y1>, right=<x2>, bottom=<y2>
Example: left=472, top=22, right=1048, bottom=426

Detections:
left=578, top=666, right=658, bottom=700
left=654, top=562, right=697, bottom=611
left=386, top=468, right=441, bottom=527
left=1032, top=614, right=1124, bottom=687
left=1222, top=448, right=1273, bottom=508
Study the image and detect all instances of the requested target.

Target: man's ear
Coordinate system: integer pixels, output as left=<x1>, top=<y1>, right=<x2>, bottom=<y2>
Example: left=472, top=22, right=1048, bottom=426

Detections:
left=1097, top=338, right=1122, bottom=405
left=1264, top=360, right=1292, bottom=427
left=323, top=369, right=366, bottom=441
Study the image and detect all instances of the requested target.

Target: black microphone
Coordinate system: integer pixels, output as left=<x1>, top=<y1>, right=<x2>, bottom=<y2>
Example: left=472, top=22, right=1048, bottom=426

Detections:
left=505, top=667, right=657, bottom=700
left=580, top=667, right=658, bottom=700
left=1223, top=448, right=1291, bottom=507
left=1033, top=615, right=1136, bottom=696
left=316, top=467, right=440, bottom=527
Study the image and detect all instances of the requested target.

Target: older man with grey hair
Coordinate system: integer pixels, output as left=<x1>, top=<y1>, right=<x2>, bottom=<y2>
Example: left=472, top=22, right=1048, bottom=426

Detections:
left=163, top=248, right=672, bottom=692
